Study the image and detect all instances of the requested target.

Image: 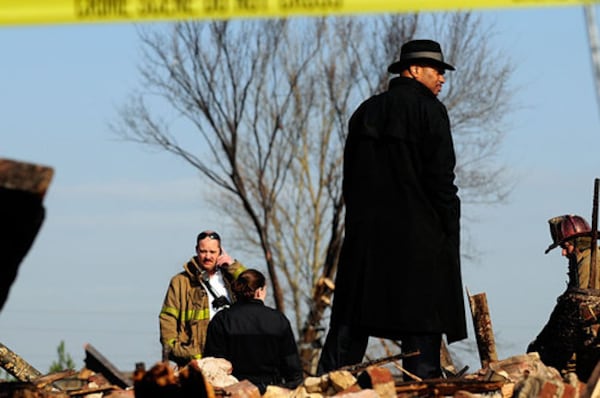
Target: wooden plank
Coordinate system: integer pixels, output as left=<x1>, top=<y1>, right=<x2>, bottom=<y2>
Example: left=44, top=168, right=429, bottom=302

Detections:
left=440, top=339, right=458, bottom=375
left=0, top=341, right=42, bottom=382
left=589, top=178, right=599, bottom=289
left=33, top=370, right=78, bottom=389
left=84, top=344, right=132, bottom=389
left=0, top=158, right=54, bottom=311
left=467, top=289, right=498, bottom=369
left=395, top=378, right=505, bottom=396
left=581, top=359, right=600, bottom=398
left=0, top=158, right=54, bottom=198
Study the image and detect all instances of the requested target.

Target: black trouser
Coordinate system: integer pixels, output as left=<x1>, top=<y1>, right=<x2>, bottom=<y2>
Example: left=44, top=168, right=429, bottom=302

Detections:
left=317, top=324, right=442, bottom=380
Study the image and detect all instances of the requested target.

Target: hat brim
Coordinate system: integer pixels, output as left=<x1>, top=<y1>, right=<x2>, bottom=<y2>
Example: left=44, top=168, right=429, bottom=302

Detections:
left=387, top=58, right=455, bottom=74
left=544, top=231, right=600, bottom=254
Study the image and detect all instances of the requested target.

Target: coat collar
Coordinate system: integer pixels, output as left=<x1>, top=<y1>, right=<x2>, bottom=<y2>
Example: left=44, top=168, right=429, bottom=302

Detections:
left=389, top=76, right=437, bottom=99
left=183, top=256, right=200, bottom=277
left=236, top=298, right=264, bottom=306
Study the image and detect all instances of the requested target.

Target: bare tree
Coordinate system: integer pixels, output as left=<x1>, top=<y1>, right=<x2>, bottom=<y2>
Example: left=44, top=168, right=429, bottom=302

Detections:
left=113, top=13, right=514, bottom=373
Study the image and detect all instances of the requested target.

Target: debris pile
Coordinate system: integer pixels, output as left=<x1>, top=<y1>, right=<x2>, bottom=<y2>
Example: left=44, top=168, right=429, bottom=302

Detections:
left=131, top=357, right=507, bottom=398
left=0, top=349, right=563, bottom=398
left=1, top=290, right=600, bottom=398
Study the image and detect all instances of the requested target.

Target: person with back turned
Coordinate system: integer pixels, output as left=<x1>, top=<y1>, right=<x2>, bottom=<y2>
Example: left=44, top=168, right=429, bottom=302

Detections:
left=317, top=39, right=467, bottom=379
left=204, top=268, right=303, bottom=393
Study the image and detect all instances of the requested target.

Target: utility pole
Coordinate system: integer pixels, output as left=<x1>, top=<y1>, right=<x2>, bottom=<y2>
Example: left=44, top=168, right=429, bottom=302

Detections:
left=584, top=4, right=600, bottom=119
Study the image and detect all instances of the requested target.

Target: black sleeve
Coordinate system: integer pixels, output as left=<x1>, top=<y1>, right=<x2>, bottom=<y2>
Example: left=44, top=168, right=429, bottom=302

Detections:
left=203, top=315, right=228, bottom=359
left=421, top=104, right=460, bottom=239
left=279, top=317, right=303, bottom=389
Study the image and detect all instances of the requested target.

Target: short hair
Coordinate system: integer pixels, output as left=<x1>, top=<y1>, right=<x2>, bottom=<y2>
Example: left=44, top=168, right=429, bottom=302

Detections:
left=196, top=230, right=221, bottom=245
left=232, top=269, right=266, bottom=301
left=403, top=62, right=445, bottom=75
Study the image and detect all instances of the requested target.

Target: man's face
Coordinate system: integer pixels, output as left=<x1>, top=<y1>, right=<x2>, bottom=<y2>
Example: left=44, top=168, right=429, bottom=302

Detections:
left=196, top=238, right=221, bottom=272
left=412, top=65, right=446, bottom=96
left=561, top=241, right=577, bottom=258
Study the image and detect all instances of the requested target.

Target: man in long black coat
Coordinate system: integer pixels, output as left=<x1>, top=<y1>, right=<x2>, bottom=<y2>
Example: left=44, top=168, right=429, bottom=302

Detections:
left=318, top=39, right=467, bottom=379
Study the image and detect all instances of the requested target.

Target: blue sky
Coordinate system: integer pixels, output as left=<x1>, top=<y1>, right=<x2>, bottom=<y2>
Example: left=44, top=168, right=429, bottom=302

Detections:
left=2, top=6, right=600, bottom=374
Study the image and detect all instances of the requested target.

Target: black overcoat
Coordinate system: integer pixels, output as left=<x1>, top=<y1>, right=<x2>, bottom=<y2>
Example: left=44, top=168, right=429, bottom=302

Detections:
left=330, top=76, right=467, bottom=343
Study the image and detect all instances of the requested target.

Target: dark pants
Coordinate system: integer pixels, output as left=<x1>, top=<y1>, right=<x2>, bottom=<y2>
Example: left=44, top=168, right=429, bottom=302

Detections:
left=317, top=324, right=442, bottom=379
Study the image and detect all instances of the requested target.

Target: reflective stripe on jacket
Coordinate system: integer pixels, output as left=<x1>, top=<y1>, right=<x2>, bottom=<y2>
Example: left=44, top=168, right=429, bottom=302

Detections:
left=159, top=257, right=245, bottom=366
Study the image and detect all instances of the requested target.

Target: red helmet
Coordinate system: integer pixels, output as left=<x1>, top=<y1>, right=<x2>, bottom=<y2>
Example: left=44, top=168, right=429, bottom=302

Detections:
left=545, top=214, right=592, bottom=254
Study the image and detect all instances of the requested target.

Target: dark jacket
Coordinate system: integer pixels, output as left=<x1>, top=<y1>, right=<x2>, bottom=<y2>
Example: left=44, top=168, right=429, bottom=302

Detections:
left=527, top=288, right=600, bottom=382
left=159, top=258, right=246, bottom=366
left=527, top=243, right=600, bottom=381
left=330, top=76, right=467, bottom=343
left=203, top=299, right=303, bottom=393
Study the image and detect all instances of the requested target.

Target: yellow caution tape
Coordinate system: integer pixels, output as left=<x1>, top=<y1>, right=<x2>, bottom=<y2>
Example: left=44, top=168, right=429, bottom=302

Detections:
left=1, top=0, right=599, bottom=26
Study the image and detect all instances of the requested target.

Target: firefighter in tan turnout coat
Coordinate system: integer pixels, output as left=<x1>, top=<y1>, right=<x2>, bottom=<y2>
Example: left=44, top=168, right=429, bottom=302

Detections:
left=159, top=230, right=246, bottom=366
left=528, top=215, right=600, bottom=382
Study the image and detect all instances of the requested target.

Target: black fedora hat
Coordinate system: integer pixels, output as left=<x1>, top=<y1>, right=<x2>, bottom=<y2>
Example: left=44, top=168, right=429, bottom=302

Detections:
left=388, top=39, right=455, bottom=74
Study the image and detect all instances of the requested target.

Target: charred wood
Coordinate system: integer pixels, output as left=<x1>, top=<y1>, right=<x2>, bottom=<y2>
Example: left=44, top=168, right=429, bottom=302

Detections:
left=0, top=158, right=53, bottom=312
left=84, top=344, right=132, bottom=389
left=0, top=342, right=42, bottom=382
left=467, top=289, right=498, bottom=369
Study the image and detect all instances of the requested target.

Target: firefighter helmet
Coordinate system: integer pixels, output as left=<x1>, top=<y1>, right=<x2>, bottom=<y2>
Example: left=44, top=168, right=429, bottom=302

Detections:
left=545, top=214, right=592, bottom=254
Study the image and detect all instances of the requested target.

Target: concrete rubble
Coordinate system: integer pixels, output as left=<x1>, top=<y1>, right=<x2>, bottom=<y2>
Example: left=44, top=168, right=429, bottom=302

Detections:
left=4, top=348, right=600, bottom=398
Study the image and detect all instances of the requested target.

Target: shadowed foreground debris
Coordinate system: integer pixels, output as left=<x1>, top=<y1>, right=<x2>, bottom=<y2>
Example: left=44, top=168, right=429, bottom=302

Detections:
left=3, top=347, right=596, bottom=398
left=0, top=157, right=53, bottom=312
left=2, top=291, right=600, bottom=397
